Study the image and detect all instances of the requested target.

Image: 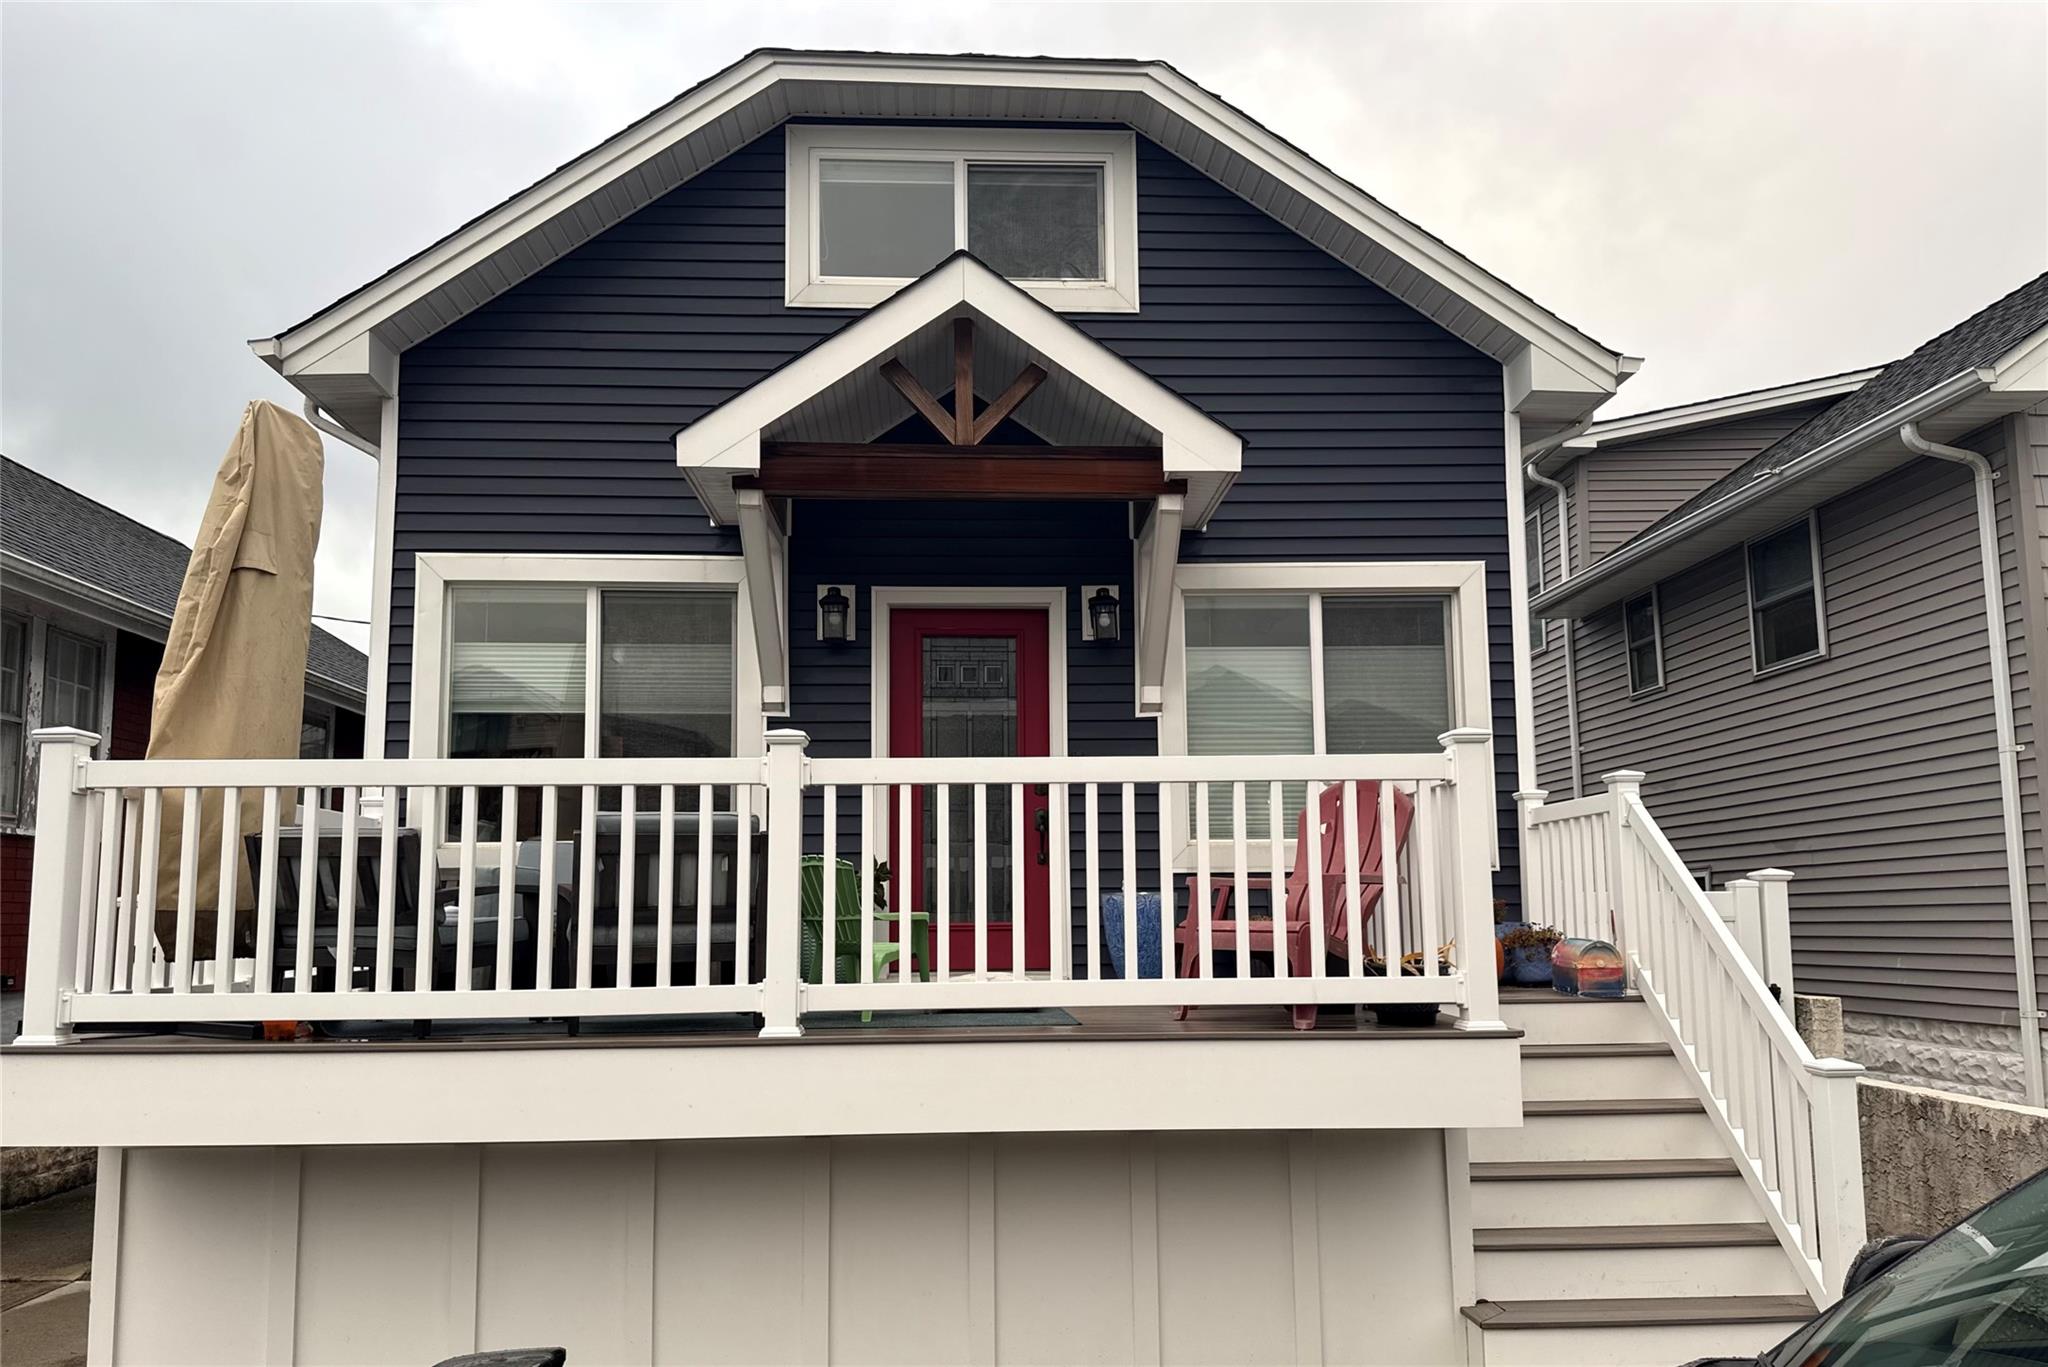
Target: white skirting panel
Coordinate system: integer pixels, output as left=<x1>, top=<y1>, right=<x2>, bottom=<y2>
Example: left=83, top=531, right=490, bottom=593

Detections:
left=96, top=1130, right=1463, bottom=1367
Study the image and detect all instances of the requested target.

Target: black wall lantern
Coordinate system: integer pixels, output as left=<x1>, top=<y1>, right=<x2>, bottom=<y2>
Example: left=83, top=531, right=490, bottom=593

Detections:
left=817, top=584, right=853, bottom=643
left=1083, top=585, right=1121, bottom=643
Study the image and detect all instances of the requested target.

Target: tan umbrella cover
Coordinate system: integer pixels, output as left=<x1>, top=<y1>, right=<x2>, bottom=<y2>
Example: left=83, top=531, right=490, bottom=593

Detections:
left=151, top=400, right=324, bottom=948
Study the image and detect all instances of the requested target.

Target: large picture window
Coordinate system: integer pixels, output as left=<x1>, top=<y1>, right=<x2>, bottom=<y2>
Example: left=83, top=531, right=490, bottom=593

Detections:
left=1746, top=515, right=1826, bottom=672
left=787, top=126, right=1138, bottom=311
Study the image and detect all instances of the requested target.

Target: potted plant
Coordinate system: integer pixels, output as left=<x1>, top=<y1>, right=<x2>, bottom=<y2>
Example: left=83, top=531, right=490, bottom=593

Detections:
left=1364, top=944, right=1455, bottom=1027
left=1499, top=924, right=1563, bottom=987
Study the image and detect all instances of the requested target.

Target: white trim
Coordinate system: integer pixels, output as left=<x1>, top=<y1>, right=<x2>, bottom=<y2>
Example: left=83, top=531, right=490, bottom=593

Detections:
left=1, top=602, right=118, bottom=838
left=1524, top=503, right=1548, bottom=655
left=406, top=552, right=762, bottom=761
left=365, top=393, right=399, bottom=755
left=1162, top=561, right=1493, bottom=868
left=869, top=586, right=1070, bottom=761
left=1501, top=401, right=1538, bottom=800
left=255, top=52, right=1624, bottom=421
left=1743, top=511, right=1829, bottom=676
left=1623, top=587, right=1665, bottom=697
left=673, top=254, right=1242, bottom=527
left=785, top=125, right=1138, bottom=313
left=1561, top=368, right=1882, bottom=461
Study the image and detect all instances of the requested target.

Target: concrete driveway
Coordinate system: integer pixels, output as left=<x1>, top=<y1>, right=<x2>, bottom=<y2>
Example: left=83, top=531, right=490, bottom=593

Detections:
left=1, top=1184, right=93, bottom=1367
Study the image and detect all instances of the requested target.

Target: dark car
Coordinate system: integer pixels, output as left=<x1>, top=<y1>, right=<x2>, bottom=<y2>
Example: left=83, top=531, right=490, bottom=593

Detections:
left=1692, top=1167, right=2048, bottom=1366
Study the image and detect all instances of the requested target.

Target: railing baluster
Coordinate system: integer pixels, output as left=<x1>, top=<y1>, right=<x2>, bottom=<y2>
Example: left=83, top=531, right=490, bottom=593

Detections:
left=536, top=786, right=558, bottom=991
left=1301, top=781, right=1321, bottom=979
left=171, top=788, right=200, bottom=992
left=1194, top=782, right=1214, bottom=981
left=1341, top=782, right=1362, bottom=980
left=1378, top=781, right=1401, bottom=978
left=904, top=781, right=919, bottom=988
left=1415, top=784, right=1440, bottom=976
left=375, top=786, right=398, bottom=993
left=1015, top=783, right=1030, bottom=982
left=860, top=785, right=877, bottom=984
left=1083, top=783, right=1101, bottom=981
left=92, top=791, right=121, bottom=993
left=112, top=797, right=140, bottom=993
left=1230, top=783, right=1249, bottom=979
left=973, top=784, right=988, bottom=979
left=456, top=786, right=478, bottom=991
left=696, top=778, right=712, bottom=996
left=71, top=792, right=102, bottom=994
left=212, top=787, right=240, bottom=994
left=1120, top=782, right=1137, bottom=984
left=1156, top=781, right=1173, bottom=992
left=1268, top=781, right=1287, bottom=980
left=656, top=786, right=676, bottom=989
left=734, top=784, right=753, bottom=986
left=134, top=788, right=162, bottom=993
left=577, top=784, right=597, bottom=990
left=254, top=787, right=279, bottom=994
left=337, top=787, right=361, bottom=992
left=822, top=784, right=838, bottom=987
left=619, top=785, right=638, bottom=989
left=935, top=783, right=950, bottom=982
left=295, top=787, right=320, bottom=993
left=413, top=788, right=438, bottom=992
left=495, top=785, right=516, bottom=990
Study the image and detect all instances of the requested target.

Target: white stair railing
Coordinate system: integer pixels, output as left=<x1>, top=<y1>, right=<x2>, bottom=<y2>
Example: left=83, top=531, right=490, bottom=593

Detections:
left=1521, top=772, right=1866, bottom=1304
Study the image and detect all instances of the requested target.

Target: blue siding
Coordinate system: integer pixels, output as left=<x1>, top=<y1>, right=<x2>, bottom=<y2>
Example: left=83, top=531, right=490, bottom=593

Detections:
left=391, top=126, right=1519, bottom=904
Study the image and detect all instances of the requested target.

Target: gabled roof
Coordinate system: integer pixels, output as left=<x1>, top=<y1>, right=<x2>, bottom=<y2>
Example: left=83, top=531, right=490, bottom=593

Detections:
left=1535, top=271, right=2048, bottom=618
left=0, top=455, right=368, bottom=703
left=254, top=48, right=1633, bottom=444
left=674, top=251, right=1243, bottom=526
left=1535, top=366, right=1881, bottom=475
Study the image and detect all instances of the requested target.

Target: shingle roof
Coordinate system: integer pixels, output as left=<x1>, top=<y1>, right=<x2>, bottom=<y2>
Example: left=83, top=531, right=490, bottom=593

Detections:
left=0, top=454, right=368, bottom=699
left=1631, top=270, right=2048, bottom=544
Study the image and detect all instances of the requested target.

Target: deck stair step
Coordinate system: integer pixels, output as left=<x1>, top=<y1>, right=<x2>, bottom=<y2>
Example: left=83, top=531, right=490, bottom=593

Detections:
left=1471, top=1157, right=1737, bottom=1182
left=1469, top=1157, right=1760, bottom=1227
left=1475, top=1096, right=1720, bottom=1162
left=1523, top=1097, right=1703, bottom=1116
left=1518, top=1042, right=1671, bottom=1058
left=1459, top=1295, right=1818, bottom=1367
left=1474, top=1222, right=1776, bottom=1251
left=1461, top=1293, right=1817, bottom=1329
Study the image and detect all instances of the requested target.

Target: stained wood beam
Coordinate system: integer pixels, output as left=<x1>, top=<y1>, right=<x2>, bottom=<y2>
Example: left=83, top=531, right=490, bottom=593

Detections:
left=745, top=444, right=1177, bottom=501
left=970, top=364, right=1048, bottom=445
left=953, top=317, right=975, bottom=444
left=880, top=359, right=955, bottom=444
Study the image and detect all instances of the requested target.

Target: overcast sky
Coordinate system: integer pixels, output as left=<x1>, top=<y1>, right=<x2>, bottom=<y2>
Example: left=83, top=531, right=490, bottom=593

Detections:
left=4, top=3, right=2043, bottom=652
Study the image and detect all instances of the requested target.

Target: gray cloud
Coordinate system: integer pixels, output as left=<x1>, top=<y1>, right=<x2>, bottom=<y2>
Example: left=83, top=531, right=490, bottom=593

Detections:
left=7, top=3, right=2043, bottom=654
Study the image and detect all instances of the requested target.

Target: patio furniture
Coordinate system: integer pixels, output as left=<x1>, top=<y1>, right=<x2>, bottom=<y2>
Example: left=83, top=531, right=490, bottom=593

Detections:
left=558, top=810, right=768, bottom=988
left=1172, top=781, right=1415, bottom=1030
left=250, top=824, right=426, bottom=992
left=799, top=856, right=931, bottom=1018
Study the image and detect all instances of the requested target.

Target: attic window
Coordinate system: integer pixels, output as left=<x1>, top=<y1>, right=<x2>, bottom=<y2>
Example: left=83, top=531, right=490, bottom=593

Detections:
left=788, top=126, right=1138, bottom=312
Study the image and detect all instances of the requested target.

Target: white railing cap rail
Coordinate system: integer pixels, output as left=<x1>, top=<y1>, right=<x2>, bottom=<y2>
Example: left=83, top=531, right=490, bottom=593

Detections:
left=807, top=751, right=1455, bottom=786
left=80, top=755, right=768, bottom=789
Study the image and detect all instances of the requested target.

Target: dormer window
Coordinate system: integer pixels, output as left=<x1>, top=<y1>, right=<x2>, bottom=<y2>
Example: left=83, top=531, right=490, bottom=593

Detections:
left=787, top=126, right=1138, bottom=312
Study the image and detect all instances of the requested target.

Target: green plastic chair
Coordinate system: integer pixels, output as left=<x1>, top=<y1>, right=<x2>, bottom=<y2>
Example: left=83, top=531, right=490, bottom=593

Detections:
left=798, top=857, right=931, bottom=1020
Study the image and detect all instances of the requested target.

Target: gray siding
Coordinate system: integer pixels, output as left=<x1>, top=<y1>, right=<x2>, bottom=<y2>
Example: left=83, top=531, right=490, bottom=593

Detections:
left=1580, top=404, right=1831, bottom=561
left=387, top=125, right=1523, bottom=898
left=1568, top=434, right=2042, bottom=1026
left=2009, top=408, right=2048, bottom=1004
left=1529, top=480, right=1576, bottom=796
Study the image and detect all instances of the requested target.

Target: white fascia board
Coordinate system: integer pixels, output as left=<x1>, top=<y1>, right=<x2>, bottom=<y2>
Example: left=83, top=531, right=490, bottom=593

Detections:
left=283, top=331, right=400, bottom=399
left=1532, top=369, right=1994, bottom=618
left=260, top=52, right=1623, bottom=396
left=1991, top=324, right=2048, bottom=396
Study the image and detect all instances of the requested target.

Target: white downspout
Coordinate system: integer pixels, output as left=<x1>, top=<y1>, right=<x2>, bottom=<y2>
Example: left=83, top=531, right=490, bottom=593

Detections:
left=1899, top=422, right=2044, bottom=1105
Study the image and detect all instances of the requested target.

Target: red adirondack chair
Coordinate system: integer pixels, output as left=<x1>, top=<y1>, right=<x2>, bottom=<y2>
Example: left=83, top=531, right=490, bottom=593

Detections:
left=1173, top=780, right=1416, bottom=1030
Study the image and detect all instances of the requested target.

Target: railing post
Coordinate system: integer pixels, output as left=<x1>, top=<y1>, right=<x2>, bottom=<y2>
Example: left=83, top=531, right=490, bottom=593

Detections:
left=1443, top=728, right=1503, bottom=1031
left=20, top=728, right=99, bottom=1046
left=759, top=728, right=810, bottom=1039
left=1600, top=769, right=1645, bottom=968
left=1750, top=868, right=1797, bottom=1003
left=1512, top=788, right=1547, bottom=927
left=1806, top=1060, right=1868, bottom=1297
left=1726, top=877, right=1765, bottom=982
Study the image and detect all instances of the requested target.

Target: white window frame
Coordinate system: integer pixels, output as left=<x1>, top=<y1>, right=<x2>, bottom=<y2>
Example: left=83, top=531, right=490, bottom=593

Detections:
left=1623, top=588, right=1664, bottom=696
left=0, top=612, right=29, bottom=821
left=408, top=553, right=763, bottom=762
left=785, top=125, right=1140, bottom=313
left=0, top=603, right=118, bottom=836
left=299, top=699, right=337, bottom=759
left=1744, top=511, right=1828, bottom=676
left=1162, top=561, right=1494, bottom=869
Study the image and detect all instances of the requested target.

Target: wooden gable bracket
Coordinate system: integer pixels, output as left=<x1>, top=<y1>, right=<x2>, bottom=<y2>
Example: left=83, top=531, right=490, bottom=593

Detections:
left=1134, top=489, right=1186, bottom=715
left=881, top=317, right=1047, bottom=447
left=734, top=486, right=790, bottom=715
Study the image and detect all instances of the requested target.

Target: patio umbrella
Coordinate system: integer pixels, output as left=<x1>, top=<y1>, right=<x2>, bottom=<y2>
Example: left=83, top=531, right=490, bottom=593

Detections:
left=150, top=400, right=325, bottom=954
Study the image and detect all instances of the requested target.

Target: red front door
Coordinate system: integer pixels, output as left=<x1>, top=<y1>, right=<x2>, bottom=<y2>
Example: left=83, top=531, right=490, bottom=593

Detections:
left=888, top=609, right=1052, bottom=972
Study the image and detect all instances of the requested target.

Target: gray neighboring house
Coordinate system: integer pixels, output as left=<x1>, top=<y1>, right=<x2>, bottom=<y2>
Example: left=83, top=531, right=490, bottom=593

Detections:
left=1529, top=271, right=2048, bottom=1105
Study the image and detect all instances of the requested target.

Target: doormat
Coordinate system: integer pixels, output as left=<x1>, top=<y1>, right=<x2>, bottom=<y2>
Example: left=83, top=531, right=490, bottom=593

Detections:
left=805, top=1008, right=1080, bottom=1030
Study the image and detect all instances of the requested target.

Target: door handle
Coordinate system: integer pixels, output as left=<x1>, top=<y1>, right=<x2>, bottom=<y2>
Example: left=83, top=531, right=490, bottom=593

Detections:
left=1034, top=807, right=1049, bottom=864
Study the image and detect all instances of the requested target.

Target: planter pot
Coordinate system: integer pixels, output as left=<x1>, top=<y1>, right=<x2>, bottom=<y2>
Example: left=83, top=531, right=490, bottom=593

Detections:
left=1506, top=944, right=1556, bottom=987
left=1369, top=1001, right=1442, bottom=1028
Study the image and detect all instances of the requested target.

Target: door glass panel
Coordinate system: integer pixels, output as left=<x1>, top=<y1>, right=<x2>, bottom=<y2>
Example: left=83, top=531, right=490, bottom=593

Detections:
left=922, top=636, right=1017, bottom=925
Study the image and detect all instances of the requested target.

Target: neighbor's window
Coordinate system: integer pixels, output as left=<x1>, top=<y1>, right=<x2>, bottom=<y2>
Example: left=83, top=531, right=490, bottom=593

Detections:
left=0, top=616, right=24, bottom=817
left=1183, top=593, right=1452, bottom=837
left=299, top=704, right=335, bottom=760
left=1746, top=516, right=1825, bottom=671
left=1624, top=591, right=1663, bottom=694
left=789, top=127, right=1136, bottom=311
left=42, top=628, right=103, bottom=733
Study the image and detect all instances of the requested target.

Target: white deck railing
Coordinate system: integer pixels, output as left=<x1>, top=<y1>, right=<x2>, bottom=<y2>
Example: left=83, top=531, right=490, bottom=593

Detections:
left=1520, top=773, right=1866, bottom=1302
left=16, top=726, right=1504, bottom=1045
